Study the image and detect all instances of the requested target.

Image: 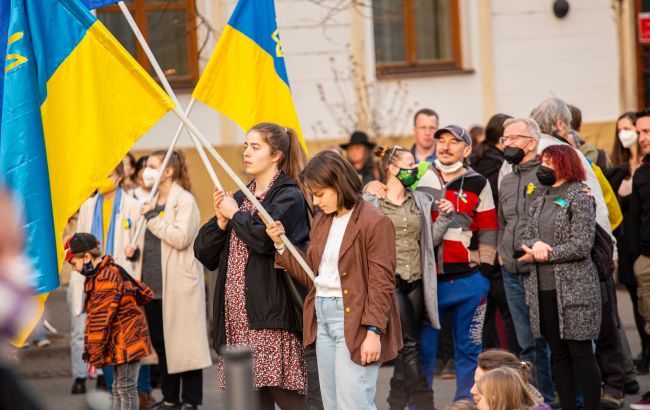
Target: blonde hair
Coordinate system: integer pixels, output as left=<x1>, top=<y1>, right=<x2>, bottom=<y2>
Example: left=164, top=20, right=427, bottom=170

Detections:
left=445, top=400, right=477, bottom=410
left=476, top=367, right=536, bottom=410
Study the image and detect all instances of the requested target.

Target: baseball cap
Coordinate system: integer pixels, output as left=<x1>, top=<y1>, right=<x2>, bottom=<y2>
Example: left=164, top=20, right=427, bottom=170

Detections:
left=64, top=233, right=100, bottom=262
left=434, top=125, right=472, bottom=146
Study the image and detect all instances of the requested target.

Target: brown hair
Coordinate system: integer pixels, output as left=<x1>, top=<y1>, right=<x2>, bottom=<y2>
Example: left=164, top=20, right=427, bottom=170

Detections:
left=444, top=400, right=477, bottom=410
left=249, top=122, right=306, bottom=181
left=150, top=150, right=192, bottom=192
left=374, top=145, right=411, bottom=183
left=568, top=104, right=582, bottom=131
left=611, top=111, right=638, bottom=166
left=73, top=247, right=101, bottom=260
left=477, top=367, right=536, bottom=410
left=477, top=349, right=533, bottom=382
left=299, top=150, right=362, bottom=210
left=413, top=108, right=439, bottom=125
left=475, top=113, right=512, bottom=159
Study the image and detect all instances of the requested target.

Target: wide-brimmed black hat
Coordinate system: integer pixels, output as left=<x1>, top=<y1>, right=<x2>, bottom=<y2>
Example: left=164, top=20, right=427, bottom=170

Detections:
left=339, top=131, right=376, bottom=150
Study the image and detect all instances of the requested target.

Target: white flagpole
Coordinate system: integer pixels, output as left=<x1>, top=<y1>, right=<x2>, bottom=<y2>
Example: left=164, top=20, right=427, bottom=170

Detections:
left=118, top=2, right=222, bottom=246
left=117, top=2, right=314, bottom=279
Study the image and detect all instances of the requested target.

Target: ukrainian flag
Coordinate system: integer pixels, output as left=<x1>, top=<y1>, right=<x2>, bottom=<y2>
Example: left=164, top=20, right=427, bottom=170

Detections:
left=192, top=0, right=306, bottom=152
left=1, top=0, right=174, bottom=343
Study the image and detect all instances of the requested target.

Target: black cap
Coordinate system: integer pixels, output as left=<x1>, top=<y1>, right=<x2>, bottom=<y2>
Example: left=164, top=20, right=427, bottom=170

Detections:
left=340, top=131, right=376, bottom=150
left=64, top=233, right=100, bottom=262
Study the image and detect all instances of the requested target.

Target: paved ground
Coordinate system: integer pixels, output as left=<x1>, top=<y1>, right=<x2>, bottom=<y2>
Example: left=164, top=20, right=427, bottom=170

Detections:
left=6, top=286, right=650, bottom=409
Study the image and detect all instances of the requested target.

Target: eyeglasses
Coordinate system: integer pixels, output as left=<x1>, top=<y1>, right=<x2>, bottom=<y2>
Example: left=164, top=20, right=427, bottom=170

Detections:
left=499, top=135, right=532, bottom=144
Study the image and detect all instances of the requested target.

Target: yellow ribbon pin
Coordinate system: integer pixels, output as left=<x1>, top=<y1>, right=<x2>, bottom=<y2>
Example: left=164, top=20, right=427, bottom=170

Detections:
left=527, top=183, right=535, bottom=195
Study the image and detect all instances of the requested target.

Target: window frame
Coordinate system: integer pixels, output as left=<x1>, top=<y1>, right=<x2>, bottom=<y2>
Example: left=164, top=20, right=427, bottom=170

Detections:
left=373, top=0, right=463, bottom=78
left=97, top=0, right=199, bottom=88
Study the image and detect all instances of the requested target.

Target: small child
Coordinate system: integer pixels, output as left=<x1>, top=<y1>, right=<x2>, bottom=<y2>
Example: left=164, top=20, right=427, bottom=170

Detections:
left=65, top=233, right=153, bottom=410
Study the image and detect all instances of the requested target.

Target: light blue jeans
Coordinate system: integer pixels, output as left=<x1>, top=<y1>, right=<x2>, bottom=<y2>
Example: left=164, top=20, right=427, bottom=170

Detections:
left=67, top=284, right=87, bottom=379
left=315, top=296, right=380, bottom=410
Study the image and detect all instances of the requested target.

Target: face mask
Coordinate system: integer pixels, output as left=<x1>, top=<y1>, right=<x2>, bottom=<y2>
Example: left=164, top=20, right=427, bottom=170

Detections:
left=0, top=255, right=36, bottom=342
left=80, top=258, right=95, bottom=276
left=503, top=147, right=527, bottom=165
left=396, top=167, right=419, bottom=188
left=536, top=165, right=557, bottom=186
left=434, top=159, right=464, bottom=174
left=142, top=167, right=159, bottom=188
left=618, top=130, right=638, bottom=149
left=97, top=178, right=117, bottom=195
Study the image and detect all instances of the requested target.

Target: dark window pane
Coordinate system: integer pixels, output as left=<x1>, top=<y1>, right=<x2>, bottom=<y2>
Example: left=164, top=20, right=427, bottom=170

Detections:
left=147, top=10, right=190, bottom=78
left=415, top=0, right=452, bottom=61
left=372, top=0, right=406, bottom=64
left=97, top=12, right=137, bottom=58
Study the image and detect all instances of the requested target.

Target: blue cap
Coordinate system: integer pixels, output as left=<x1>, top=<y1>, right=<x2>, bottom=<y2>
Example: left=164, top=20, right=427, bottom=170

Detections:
left=434, top=125, right=472, bottom=147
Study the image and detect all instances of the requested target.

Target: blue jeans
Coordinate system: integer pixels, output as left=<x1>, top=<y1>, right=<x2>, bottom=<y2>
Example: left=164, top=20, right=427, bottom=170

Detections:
left=315, top=296, right=380, bottom=410
left=103, top=365, right=151, bottom=394
left=501, top=268, right=555, bottom=403
left=419, top=271, right=490, bottom=400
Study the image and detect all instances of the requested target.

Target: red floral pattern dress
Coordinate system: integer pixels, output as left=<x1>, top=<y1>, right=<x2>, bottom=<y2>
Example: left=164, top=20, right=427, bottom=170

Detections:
left=218, top=174, right=306, bottom=393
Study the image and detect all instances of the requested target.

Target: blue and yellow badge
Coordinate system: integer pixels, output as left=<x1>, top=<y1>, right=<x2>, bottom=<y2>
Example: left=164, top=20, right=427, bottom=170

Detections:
left=553, top=198, right=568, bottom=207
left=454, top=190, right=468, bottom=204
left=122, top=217, right=132, bottom=230
left=527, top=183, right=535, bottom=195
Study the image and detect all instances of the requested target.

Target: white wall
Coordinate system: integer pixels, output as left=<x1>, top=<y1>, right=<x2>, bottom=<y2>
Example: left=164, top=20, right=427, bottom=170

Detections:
left=133, top=0, right=621, bottom=151
left=491, top=0, right=620, bottom=120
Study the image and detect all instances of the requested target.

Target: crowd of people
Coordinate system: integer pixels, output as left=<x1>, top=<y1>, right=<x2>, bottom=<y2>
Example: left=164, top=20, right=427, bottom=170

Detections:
left=6, top=96, right=645, bottom=409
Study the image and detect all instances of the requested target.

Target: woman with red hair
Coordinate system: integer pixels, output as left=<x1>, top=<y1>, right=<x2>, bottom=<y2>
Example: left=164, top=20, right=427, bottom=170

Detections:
left=518, top=144, right=602, bottom=410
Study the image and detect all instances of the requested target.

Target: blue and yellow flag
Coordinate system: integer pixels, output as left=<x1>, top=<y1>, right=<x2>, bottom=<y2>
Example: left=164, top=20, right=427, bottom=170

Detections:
left=1, top=0, right=174, bottom=343
left=80, top=0, right=119, bottom=10
left=192, top=0, right=306, bottom=152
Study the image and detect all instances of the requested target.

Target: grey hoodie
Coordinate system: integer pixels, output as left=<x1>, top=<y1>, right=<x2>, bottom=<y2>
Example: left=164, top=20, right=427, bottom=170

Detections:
left=497, top=159, right=544, bottom=274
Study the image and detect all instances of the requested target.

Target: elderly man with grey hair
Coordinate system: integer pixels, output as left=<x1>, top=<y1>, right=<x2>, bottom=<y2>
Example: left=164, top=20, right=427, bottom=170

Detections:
left=497, top=117, right=555, bottom=404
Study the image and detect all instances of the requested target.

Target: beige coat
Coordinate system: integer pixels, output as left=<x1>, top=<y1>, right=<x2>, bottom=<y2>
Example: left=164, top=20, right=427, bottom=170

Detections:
left=69, top=191, right=143, bottom=316
left=137, top=183, right=212, bottom=374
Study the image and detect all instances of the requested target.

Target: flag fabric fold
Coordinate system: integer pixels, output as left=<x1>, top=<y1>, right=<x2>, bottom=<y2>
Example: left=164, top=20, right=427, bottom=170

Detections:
left=192, top=0, right=306, bottom=152
left=80, top=0, right=119, bottom=10
left=1, top=0, right=174, bottom=342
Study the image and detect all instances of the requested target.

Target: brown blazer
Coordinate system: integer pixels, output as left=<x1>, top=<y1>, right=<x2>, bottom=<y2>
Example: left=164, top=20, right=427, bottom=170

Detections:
left=276, top=200, right=402, bottom=366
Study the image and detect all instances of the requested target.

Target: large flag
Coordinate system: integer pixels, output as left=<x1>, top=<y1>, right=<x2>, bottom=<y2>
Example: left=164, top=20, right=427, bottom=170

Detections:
left=80, top=0, right=118, bottom=10
left=1, top=0, right=174, bottom=342
left=192, top=0, right=306, bottom=152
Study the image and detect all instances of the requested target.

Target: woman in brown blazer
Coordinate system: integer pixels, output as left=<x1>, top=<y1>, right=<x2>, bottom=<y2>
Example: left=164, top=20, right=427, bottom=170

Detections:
left=267, top=150, right=402, bottom=410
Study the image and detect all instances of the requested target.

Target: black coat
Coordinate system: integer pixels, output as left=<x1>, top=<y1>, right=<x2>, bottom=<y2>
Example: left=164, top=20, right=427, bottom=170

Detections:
left=606, top=164, right=635, bottom=286
left=193, top=172, right=310, bottom=352
left=470, top=142, right=504, bottom=208
left=629, top=156, right=650, bottom=261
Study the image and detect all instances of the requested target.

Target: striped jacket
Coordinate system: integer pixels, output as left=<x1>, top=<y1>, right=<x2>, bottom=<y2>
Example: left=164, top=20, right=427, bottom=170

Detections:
left=418, top=165, right=498, bottom=279
left=83, top=256, right=153, bottom=368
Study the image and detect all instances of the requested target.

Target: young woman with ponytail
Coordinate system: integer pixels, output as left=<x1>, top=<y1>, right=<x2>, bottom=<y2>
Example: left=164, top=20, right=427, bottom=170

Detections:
left=193, top=123, right=314, bottom=410
left=124, top=150, right=212, bottom=409
left=367, top=146, right=454, bottom=410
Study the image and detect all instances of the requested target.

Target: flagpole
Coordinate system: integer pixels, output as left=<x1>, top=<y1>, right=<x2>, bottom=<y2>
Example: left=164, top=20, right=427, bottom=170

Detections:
left=118, top=2, right=223, bottom=246
left=117, top=2, right=314, bottom=280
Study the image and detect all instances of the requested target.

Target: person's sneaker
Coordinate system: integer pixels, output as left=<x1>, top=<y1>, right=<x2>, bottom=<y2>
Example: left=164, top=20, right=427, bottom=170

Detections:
left=601, top=393, right=625, bottom=409
left=36, top=338, right=51, bottom=348
left=139, top=391, right=156, bottom=410
left=440, top=358, right=456, bottom=380
left=96, top=374, right=108, bottom=391
left=626, top=379, right=641, bottom=395
left=631, top=392, right=650, bottom=409
left=151, top=402, right=181, bottom=409
left=71, top=377, right=87, bottom=395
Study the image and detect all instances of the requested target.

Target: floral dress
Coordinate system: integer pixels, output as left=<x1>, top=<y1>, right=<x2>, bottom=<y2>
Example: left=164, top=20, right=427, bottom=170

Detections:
left=217, top=174, right=306, bottom=394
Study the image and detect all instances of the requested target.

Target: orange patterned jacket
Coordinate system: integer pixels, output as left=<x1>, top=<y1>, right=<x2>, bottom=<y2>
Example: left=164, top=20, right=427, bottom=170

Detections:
left=83, top=255, right=153, bottom=368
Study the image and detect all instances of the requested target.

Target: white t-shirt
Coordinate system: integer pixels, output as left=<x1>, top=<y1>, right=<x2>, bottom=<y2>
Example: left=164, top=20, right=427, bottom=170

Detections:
left=314, top=210, right=353, bottom=297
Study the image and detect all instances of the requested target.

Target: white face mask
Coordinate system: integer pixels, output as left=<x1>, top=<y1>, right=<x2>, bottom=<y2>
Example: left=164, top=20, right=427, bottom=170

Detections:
left=618, top=130, right=638, bottom=149
left=0, top=254, right=36, bottom=342
left=435, top=159, right=464, bottom=174
left=142, top=167, right=160, bottom=188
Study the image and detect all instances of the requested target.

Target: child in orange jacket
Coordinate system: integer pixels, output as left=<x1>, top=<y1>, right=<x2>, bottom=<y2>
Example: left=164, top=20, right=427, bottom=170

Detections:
left=65, top=233, right=153, bottom=410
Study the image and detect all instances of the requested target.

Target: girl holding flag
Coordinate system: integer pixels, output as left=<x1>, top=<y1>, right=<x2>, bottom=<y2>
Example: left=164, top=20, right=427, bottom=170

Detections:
left=194, top=123, right=312, bottom=409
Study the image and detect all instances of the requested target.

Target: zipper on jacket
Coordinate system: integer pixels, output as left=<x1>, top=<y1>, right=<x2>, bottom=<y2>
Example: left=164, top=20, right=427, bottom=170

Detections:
left=512, top=172, right=522, bottom=274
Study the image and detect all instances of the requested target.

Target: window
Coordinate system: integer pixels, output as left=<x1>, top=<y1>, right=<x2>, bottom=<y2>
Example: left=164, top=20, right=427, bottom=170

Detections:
left=97, top=0, right=199, bottom=87
left=372, top=0, right=462, bottom=77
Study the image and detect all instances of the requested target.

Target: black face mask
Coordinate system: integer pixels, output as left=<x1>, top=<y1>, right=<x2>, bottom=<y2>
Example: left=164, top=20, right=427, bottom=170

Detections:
left=536, top=165, right=557, bottom=186
left=504, top=147, right=526, bottom=165
left=81, top=260, right=95, bottom=276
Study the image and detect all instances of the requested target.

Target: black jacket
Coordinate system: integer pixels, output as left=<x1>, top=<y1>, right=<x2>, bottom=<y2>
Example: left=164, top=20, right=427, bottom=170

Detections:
left=193, top=172, right=310, bottom=352
left=606, top=164, right=635, bottom=285
left=629, top=156, right=650, bottom=261
left=470, top=142, right=504, bottom=208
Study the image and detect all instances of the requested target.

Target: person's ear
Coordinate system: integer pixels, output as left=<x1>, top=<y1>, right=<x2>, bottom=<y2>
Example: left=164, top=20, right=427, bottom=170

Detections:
left=83, top=253, right=92, bottom=263
left=463, top=145, right=473, bottom=158
left=271, top=149, right=282, bottom=164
